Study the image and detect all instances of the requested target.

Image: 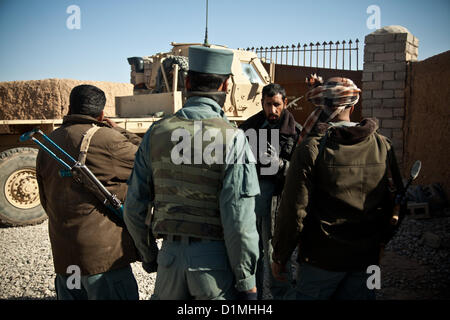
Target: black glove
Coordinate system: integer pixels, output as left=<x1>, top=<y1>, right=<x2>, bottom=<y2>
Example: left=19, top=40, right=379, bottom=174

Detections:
left=236, top=291, right=258, bottom=300
left=142, top=261, right=158, bottom=273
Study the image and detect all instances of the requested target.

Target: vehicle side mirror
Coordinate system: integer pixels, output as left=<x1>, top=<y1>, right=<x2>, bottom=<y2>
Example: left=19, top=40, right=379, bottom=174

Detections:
left=127, top=57, right=144, bottom=73
left=410, top=160, right=421, bottom=181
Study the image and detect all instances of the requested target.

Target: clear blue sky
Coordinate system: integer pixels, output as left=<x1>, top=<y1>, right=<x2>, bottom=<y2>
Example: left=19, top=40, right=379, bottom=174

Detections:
left=0, top=0, right=448, bottom=83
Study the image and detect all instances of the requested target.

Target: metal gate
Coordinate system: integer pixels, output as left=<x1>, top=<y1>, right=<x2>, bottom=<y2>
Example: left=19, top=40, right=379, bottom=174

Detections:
left=242, top=39, right=363, bottom=124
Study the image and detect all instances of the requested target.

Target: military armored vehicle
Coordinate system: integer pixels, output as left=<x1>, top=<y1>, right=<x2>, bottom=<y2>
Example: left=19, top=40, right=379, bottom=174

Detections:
left=0, top=42, right=271, bottom=226
left=116, top=42, right=271, bottom=121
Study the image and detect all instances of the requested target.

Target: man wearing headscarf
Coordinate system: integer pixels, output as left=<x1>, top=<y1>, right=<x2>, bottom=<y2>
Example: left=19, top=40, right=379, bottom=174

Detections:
left=271, top=77, right=404, bottom=300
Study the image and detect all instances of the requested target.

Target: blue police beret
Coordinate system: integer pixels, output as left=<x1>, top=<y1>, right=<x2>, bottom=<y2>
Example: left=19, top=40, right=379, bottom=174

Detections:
left=188, top=46, right=233, bottom=75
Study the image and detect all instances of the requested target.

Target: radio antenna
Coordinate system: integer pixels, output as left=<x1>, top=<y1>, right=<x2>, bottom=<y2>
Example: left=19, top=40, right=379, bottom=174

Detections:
left=203, top=0, right=209, bottom=46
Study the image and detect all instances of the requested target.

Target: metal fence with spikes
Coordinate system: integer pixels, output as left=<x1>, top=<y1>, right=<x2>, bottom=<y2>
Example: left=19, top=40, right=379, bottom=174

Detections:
left=243, top=39, right=360, bottom=70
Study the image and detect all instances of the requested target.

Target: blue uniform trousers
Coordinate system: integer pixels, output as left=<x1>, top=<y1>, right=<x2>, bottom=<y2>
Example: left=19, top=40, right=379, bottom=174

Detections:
left=54, top=265, right=139, bottom=300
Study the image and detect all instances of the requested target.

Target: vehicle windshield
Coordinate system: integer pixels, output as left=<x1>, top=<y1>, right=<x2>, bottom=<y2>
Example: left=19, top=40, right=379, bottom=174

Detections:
left=241, top=62, right=263, bottom=84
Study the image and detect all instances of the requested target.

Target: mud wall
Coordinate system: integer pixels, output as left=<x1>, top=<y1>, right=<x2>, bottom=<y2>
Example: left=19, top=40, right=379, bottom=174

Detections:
left=404, top=51, right=450, bottom=195
left=0, top=79, right=133, bottom=120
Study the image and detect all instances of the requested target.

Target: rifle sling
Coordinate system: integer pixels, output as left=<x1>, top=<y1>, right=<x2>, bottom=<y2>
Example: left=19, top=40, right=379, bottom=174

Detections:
left=78, top=124, right=101, bottom=165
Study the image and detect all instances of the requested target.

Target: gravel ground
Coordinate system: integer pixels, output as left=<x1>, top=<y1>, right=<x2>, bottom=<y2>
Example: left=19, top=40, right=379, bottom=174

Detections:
left=377, top=213, right=450, bottom=299
left=0, top=220, right=157, bottom=300
left=1, top=212, right=449, bottom=300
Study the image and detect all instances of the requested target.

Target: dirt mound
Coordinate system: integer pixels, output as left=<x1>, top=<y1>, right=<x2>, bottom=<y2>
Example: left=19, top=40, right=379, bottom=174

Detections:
left=0, top=79, right=133, bottom=120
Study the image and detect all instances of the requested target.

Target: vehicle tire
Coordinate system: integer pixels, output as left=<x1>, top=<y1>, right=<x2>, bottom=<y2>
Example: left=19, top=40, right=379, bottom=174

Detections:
left=0, top=147, right=47, bottom=227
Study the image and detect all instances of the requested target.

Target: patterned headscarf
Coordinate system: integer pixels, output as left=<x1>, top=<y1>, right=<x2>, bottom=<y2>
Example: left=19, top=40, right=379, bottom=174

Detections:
left=297, top=77, right=361, bottom=144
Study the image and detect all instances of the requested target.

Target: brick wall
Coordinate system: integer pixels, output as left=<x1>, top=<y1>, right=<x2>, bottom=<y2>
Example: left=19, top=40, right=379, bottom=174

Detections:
left=362, top=26, right=419, bottom=163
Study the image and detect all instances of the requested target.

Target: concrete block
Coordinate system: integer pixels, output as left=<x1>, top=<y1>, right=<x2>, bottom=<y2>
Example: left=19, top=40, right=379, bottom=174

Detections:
left=362, top=90, right=372, bottom=99
left=395, top=71, right=407, bottom=80
left=363, top=81, right=383, bottom=90
left=382, top=119, right=403, bottom=129
left=408, top=45, right=419, bottom=57
left=361, top=108, right=373, bottom=118
left=385, top=42, right=406, bottom=53
left=364, top=62, right=384, bottom=72
left=406, top=32, right=414, bottom=44
left=413, top=36, right=419, bottom=47
left=364, top=52, right=374, bottom=62
left=373, top=108, right=393, bottom=118
left=408, top=202, right=430, bottom=220
left=375, top=52, right=396, bottom=62
left=384, top=62, right=407, bottom=72
left=365, top=44, right=385, bottom=53
left=383, top=98, right=404, bottom=108
left=393, top=108, right=405, bottom=117
left=362, top=72, right=373, bottom=81
left=383, top=80, right=405, bottom=89
left=378, top=128, right=392, bottom=138
left=373, top=71, right=394, bottom=81
left=396, top=52, right=417, bottom=62
left=395, top=33, right=408, bottom=41
left=373, top=90, right=394, bottom=99
left=365, top=35, right=376, bottom=44
left=395, top=52, right=407, bottom=61
left=407, top=52, right=417, bottom=61
left=363, top=99, right=382, bottom=108
left=392, top=129, right=403, bottom=140
left=374, top=34, right=396, bottom=44
left=391, top=137, right=403, bottom=149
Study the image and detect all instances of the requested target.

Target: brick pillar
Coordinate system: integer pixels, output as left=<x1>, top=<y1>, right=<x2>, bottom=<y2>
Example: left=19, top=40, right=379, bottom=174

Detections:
left=362, top=25, right=419, bottom=163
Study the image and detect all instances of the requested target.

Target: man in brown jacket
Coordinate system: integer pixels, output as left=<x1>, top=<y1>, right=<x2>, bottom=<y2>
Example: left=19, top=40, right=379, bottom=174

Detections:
left=36, top=84, right=141, bottom=300
left=271, top=77, right=404, bottom=299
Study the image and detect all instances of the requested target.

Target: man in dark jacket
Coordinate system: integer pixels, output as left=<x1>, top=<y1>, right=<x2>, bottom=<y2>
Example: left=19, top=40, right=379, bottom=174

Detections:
left=271, top=77, right=404, bottom=300
left=36, top=84, right=141, bottom=300
left=239, top=83, right=302, bottom=299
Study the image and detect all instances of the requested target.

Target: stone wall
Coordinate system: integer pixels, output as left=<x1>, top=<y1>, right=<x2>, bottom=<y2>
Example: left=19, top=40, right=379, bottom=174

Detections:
left=0, top=79, right=133, bottom=120
left=362, top=25, right=419, bottom=163
left=362, top=25, right=449, bottom=197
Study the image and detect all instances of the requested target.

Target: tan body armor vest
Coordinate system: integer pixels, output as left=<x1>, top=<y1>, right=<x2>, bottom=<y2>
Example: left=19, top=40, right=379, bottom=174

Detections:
left=149, top=115, right=238, bottom=240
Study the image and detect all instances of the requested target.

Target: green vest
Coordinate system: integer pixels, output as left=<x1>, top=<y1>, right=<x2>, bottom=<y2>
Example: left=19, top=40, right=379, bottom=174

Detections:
left=149, top=115, right=238, bottom=240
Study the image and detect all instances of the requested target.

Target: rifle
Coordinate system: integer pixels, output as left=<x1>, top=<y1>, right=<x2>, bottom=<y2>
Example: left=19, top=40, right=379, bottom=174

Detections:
left=20, top=128, right=124, bottom=220
left=391, top=160, right=422, bottom=225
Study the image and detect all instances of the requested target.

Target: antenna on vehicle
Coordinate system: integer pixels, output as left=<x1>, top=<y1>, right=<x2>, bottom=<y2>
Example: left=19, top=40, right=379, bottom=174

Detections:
left=203, top=0, right=209, bottom=46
